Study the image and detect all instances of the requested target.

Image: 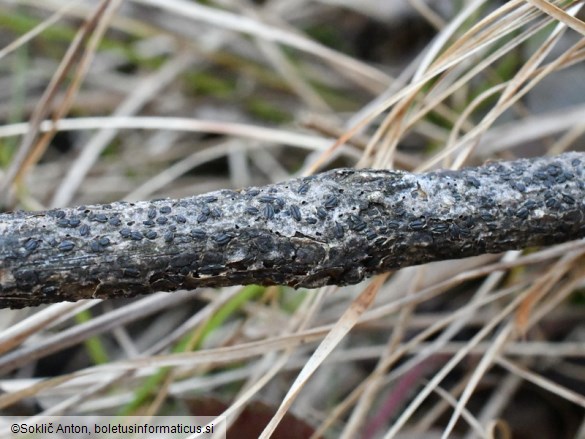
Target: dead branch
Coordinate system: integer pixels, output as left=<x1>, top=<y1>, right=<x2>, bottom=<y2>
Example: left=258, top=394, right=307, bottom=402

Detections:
left=1, top=152, right=584, bottom=308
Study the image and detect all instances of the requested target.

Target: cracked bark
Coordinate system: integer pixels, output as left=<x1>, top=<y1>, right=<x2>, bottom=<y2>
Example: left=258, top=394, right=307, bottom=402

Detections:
left=1, top=152, right=584, bottom=308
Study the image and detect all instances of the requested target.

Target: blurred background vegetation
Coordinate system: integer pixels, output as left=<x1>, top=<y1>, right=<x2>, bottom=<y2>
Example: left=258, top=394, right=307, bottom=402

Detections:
left=0, top=1, right=584, bottom=438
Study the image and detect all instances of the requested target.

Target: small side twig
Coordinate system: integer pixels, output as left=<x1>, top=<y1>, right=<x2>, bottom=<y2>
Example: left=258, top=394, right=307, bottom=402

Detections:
left=1, top=152, right=584, bottom=308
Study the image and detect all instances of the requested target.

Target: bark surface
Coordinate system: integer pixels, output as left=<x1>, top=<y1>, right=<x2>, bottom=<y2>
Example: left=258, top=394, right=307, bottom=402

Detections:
left=1, top=152, right=584, bottom=308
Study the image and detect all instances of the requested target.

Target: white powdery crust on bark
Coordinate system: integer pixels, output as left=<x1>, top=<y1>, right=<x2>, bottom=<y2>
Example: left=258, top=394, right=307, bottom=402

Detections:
left=1, top=152, right=584, bottom=308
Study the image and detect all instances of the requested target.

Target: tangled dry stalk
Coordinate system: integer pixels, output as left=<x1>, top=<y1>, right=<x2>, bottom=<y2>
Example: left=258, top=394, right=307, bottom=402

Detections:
left=1, top=152, right=584, bottom=309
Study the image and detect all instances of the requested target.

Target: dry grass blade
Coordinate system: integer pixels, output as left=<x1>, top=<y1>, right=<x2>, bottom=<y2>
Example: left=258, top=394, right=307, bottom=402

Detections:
left=0, top=301, right=93, bottom=355
left=496, top=356, right=585, bottom=408
left=383, top=288, right=533, bottom=438
left=309, top=284, right=523, bottom=439
left=442, top=325, right=514, bottom=438
left=0, top=0, right=115, bottom=203
left=0, top=291, right=197, bottom=375
left=0, top=1, right=77, bottom=61
left=132, top=0, right=390, bottom=91
left=259, top=274, right=388, bottom=438
left=515, top=251, right=584, bottom=332
left=51, top=53, right=194, bottom=207
left=0, top=116, right=335, bottom=151
left=340, top=267, right=423, bottom=439
left=528, top=0, right=585, bottom=36
left=443, top=251, right=584, bottom=438
left=432, top=382, right=486, bottom=437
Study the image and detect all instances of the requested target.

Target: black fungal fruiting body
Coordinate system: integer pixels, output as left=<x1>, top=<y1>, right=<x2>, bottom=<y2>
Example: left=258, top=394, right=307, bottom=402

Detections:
left=1, top=152, right=585, bottom=308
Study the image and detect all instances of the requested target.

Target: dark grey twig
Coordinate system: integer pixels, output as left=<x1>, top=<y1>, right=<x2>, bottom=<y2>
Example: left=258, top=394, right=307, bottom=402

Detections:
left=1, top=152, right=584, bottom=308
